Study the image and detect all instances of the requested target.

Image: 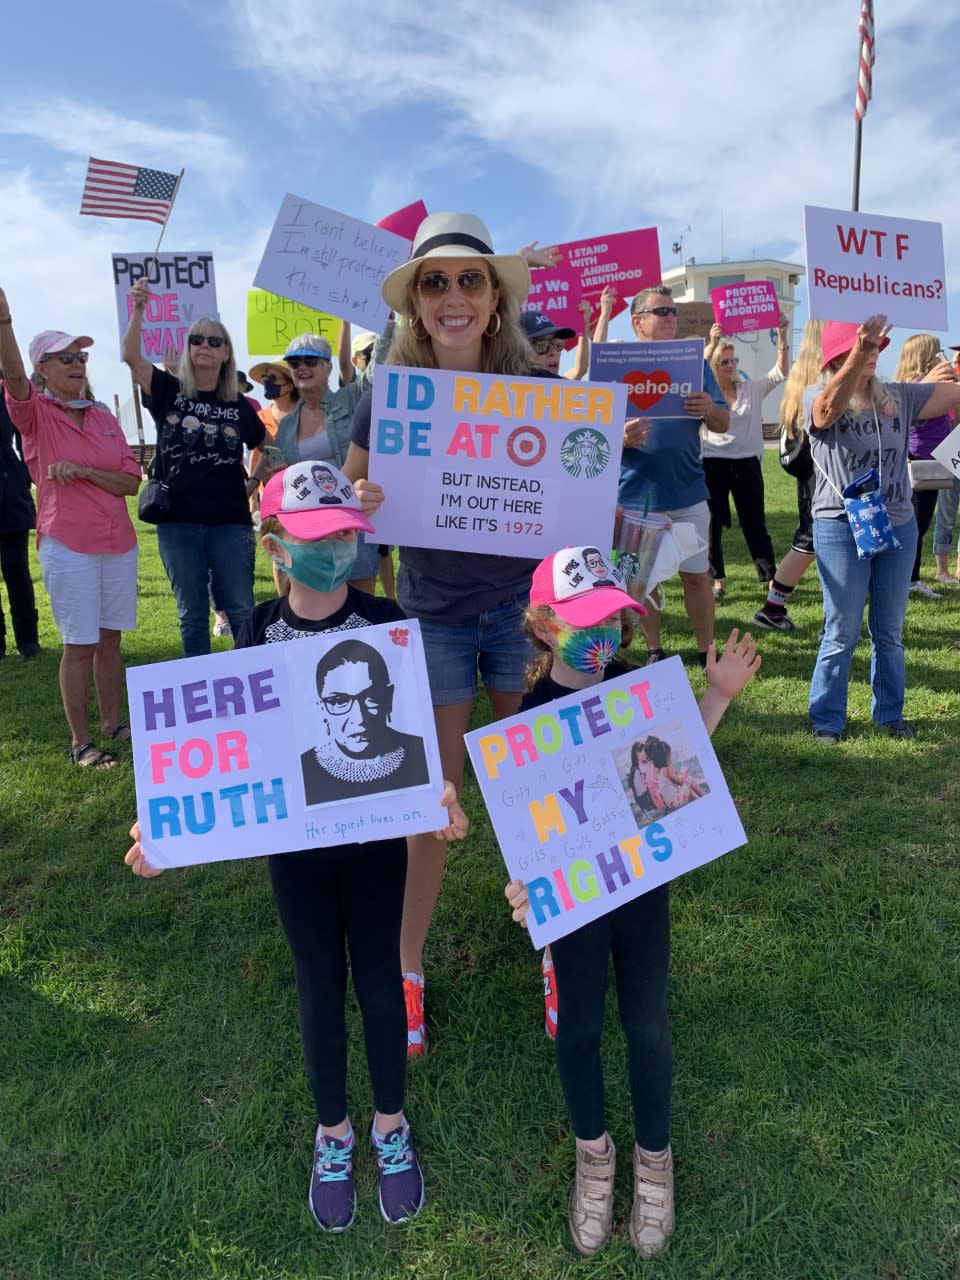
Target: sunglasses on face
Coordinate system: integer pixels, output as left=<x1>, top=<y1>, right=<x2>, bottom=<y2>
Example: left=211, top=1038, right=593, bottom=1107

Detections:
left=531, top=337, right=565, bottom=355
left=42, top=350, right=89, bottom=366
left=188, top=334, right=226, bottom=348
left=719, top=357, right=740, bottom=367
left=417, top=269, right=490, bottom=297
left=636, top=306, right=679, bottom=318
left=286, top=356, right=330, bottom=369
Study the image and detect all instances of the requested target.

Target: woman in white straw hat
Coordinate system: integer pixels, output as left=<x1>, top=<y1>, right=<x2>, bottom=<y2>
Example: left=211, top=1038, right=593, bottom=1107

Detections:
left=345, top=211, right=552, bottom=1056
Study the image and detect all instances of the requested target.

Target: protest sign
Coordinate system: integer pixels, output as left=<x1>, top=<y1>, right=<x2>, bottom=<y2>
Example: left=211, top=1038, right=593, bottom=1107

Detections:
left=465, top=656, right=746, bottom=948
left=377, top=200, right=428, bottom=240
left=590, top=340, right=705, bottom=419
left=524, top=229, right=661, bottom=339
left=804, top=204, right=948, bottom=330
left=247, top=289, right=341, bottom=356
left=676, top=302, right=715, bottom=341
left=254, top=194, right=411, bottom=334
left=367, top=366, right=625, bottom=556
left=112, top=251, right=217, bottom=358
left=932, top=424, right=960, bottom=480
left=711, top=280, right=779, bottom=334
left=127, top=621, right=446, bottom=870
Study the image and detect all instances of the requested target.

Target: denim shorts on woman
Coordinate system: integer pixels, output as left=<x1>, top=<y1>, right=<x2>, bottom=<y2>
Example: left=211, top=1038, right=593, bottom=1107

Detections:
left=416, top=592, right=535, bottom=705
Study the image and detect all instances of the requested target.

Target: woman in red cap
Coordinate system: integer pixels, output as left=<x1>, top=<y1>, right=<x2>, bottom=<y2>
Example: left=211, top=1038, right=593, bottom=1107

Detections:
left=0, top=286, right=142, bottom=767
left=805, top=314, right=960, bottom=741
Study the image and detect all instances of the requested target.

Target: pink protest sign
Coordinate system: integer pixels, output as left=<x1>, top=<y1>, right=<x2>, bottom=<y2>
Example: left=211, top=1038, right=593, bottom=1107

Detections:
left=524, top=228, right=661, bottom=344
left=711, top=280, right=779, bottom=334
left=376, top=200, right=428, bottom=241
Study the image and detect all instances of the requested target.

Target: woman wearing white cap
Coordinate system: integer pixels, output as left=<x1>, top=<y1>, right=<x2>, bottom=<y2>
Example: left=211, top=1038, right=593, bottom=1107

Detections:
left=0, top=286, right=142, bottom=768
left=345, top=212, right=552, bottom=1055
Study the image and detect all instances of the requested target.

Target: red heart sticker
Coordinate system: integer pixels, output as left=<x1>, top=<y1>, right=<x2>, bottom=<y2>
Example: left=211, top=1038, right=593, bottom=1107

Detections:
left=389, top=626, right=410, bottom=647
left=624, top=370, right=672, bottom=412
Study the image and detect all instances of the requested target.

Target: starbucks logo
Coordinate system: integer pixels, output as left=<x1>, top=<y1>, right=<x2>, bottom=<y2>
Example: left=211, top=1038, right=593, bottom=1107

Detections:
left=560, top=428, right=610, bottom=480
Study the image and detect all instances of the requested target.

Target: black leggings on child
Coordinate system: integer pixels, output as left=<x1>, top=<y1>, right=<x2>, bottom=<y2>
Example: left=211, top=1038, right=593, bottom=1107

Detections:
left=268, top=838, right=407, bottom=1128
left=551, top=884, right=672, bottom=1149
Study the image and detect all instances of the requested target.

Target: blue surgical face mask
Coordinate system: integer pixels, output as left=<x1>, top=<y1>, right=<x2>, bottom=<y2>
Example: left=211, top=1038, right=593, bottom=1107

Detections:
left=549, top=620, right=621, bottom=673
left=267, top=535, right=357, bottom=592
left=262, top=377, right=282, bottom=401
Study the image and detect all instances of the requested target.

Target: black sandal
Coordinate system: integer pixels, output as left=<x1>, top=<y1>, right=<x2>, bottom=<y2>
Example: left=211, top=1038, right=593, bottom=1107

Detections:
left=105, top=724, right=132, bottom=744
left=69, top=742, right=117, bottom=770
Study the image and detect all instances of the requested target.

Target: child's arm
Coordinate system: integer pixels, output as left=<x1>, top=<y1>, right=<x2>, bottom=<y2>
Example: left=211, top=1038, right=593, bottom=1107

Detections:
left=699, top=628, right=761, bottom=735
left=505, top=879, right=530, bottom=927
left=433, top=781, right=469, bottom=842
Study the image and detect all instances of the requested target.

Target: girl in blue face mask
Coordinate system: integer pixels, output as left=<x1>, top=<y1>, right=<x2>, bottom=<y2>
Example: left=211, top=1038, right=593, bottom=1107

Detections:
left=504, top=547, right=760, bottom=1260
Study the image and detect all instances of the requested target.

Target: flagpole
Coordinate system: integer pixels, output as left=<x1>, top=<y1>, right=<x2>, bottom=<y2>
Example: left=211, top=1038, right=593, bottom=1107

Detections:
left=852, top=119, right=863, bottom=212
left=144, top=169, right=184, bottom=284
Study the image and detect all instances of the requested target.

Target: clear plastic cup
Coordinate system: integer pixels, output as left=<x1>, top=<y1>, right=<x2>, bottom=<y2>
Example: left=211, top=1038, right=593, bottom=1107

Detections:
left=616, top=511, right=671, bottom=600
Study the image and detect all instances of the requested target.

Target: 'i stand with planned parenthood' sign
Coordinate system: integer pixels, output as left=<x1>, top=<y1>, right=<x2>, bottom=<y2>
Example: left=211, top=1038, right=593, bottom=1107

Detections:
left=367, top=366, right=626, bottom=557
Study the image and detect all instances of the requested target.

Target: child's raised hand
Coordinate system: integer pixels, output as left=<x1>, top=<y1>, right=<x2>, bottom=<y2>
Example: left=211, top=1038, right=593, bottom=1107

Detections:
left=705, top=628, right=761, bottom=699
left=504, top=879, right=530, bottom=928
left=124, top=820, right=163, bottom=878
left=434, top=780, right=469, bottom=842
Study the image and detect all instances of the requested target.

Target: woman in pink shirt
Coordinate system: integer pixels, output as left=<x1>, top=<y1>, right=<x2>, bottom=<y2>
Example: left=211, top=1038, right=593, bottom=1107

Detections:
left=0, top=287, right=142, bottom=769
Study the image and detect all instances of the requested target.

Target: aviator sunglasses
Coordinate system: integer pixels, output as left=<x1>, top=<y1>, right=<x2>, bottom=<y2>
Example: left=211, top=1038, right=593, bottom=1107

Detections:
left=188, top=334, right=226, bottom=348
left=41, top=350, right=90, bottom=366
left=417, top=269, right=490, bottom=297
left=636, top=305, right=679, bottom=317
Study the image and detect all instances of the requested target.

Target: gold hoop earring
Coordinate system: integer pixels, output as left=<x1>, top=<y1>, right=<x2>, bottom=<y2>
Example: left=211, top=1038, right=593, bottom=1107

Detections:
left=485, top=313, right=502, bottom=337
left=409, top=314, right=429, bottom=342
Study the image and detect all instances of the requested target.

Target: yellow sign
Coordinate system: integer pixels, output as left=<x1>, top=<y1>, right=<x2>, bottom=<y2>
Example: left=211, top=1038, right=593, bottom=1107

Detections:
left=246, top=289, right=342, bottom=356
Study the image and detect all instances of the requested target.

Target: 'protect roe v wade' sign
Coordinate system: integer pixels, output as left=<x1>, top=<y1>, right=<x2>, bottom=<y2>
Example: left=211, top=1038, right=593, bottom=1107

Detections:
left=465, top=657, right=747, bottom=948
left=368, top=367, right=626, bottom=557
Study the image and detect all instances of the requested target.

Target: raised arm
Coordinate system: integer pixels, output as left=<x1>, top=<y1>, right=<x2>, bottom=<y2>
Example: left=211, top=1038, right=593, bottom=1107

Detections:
left=811, top=314, right=889, bottom=429
left=917, top=360, right=960, bottom=419
left=337, top=321, right=354, bottom=386
left=703, top=322, right=724, bottom=364
left=0, top=288, right=31, bottom=400
left=775, top=311, right=790, bottom=378
left=563, top=300, right=592, bottom=380
left=591, top=287, right=617, bottom=343
left=123, top=280, right=160, bottom=393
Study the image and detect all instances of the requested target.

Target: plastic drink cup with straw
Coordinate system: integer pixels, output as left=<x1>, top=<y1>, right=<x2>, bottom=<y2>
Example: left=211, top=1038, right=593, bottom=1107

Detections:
left=616, top=510, right=671, bottom=602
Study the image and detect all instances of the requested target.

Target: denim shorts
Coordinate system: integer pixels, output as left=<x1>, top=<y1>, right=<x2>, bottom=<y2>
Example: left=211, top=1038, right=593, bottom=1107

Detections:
left=417, top=592, right=535, bottom=705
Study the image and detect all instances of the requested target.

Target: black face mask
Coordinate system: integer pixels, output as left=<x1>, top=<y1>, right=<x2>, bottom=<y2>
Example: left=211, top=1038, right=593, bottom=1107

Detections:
left=262, top=378, right=282, bottom=401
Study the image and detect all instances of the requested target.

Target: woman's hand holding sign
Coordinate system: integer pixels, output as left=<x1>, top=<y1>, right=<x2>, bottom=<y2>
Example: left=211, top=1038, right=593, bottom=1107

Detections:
left=124, top=820, right=163, bottom=878
left=623, top=417, right=651, bottom=449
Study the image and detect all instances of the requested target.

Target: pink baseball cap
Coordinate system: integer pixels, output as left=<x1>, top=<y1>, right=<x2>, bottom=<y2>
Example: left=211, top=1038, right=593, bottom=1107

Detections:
left=820, top=320, right=890, bottom=371
left=530, top=547, right=647, bottom=626
left=28, top=330, right=94, bottom=367
left=260, top=462, right=374, bottom=539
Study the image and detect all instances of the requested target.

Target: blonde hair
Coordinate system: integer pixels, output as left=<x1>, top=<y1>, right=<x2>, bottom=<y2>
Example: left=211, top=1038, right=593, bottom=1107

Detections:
left=709, top=341, right=736, bottom=383
left=387, top=264, right=533, bottom=375
left=894, top=333, right=941, bottom=383
left=176, top=318, right=239, bottom=400
left=779, top=319, right=824, bottom=440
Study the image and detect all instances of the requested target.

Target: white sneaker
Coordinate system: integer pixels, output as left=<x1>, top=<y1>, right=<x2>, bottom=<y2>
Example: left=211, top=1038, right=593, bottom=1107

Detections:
left=909, top=581, right=942, bottom=600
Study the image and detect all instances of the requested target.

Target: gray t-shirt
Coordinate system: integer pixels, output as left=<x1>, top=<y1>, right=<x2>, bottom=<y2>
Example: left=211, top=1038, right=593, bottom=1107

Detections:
left=802, top=381, right=934, bottom=525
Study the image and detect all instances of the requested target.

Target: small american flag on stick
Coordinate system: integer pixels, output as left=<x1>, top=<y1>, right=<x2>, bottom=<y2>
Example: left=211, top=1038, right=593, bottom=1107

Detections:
left=854, top=0, right=875, bottom=122
left=79, top=158, right=181, bottom=225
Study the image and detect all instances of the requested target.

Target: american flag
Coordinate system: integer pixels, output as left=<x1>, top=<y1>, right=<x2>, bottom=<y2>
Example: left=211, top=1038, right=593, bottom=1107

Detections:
left=79, top=158, right=180, bottom=225
left=854, top=0, right=875, bottom=122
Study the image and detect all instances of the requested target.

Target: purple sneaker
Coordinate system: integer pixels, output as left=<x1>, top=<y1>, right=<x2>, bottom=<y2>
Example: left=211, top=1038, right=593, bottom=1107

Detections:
left=308, top=1127, right=356, bottom=1232
left=371, top=1119, right=424, bottom=1224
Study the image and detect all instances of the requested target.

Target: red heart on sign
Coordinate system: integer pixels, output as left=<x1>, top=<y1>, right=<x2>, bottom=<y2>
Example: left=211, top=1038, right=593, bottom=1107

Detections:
left=624, top=370, right=671, bottom=412
left=389, top=626, right=410, bottom=647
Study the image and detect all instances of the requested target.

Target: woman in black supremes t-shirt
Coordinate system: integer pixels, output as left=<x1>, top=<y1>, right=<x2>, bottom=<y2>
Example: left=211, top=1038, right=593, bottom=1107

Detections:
left=124, top=280, right=265, bottom=657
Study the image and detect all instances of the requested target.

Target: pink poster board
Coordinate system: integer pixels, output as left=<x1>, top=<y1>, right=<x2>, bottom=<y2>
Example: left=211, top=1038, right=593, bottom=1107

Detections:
left=376, top=200, right=428, bottom=241
left=710, top=280, right=779, bottom=334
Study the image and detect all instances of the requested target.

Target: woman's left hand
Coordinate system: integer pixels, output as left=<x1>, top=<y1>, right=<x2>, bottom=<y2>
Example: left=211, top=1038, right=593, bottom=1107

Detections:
left=48, top=461, right=85, bottom=484
left=922, top=359, right=957, bottom=384
left=353, top=478, right=384, bottom=517
left=433, top=780, right=469, bottom=841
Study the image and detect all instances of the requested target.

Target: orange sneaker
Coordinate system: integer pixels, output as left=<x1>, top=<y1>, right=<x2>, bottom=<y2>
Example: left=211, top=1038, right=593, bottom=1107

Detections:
left=403, top=974, right=427, bottom=1059
left=542, top=953, right=558, bottom=1040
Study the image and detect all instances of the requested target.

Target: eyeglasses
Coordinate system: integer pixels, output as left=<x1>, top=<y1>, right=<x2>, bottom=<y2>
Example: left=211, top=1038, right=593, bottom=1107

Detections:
left=287, top=355, right=330, bottom=369
left=41, top=351, right=90, bottom=366
left=417, top=270, right=490, bottom=297
left=719, top=357, right=740, bottom=367
left=320, top=685, right=387, bottom=716
left=188, top=334, right=226, bottom=348
left=531, top=337, right=565, bottom=355
left=636, top=306, right=678, bottom=318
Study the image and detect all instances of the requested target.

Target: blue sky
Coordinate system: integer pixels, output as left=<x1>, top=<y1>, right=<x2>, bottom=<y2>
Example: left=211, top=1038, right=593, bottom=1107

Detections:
left=1, top=0, right=957, bottom=423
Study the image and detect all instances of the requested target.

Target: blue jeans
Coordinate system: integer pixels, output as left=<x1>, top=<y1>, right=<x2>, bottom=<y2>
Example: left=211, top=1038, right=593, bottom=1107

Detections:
left=157, top=523, right=256, bottom=657
left=933, top=481, right=960, bottom=556
left=416, top=592, right=534, bottom=705
left=809, top=516, right=917, bottom=734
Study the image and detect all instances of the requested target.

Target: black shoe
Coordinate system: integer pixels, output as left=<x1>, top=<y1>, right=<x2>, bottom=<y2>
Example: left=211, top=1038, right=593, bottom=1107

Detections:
left=812, top=729, right=841, bottom=743
left=753, top=606, right=797, bottom=633
left=645, top=648, right=666, bottom=665
left=19, top=643, right=41, bottom=660
left=884, top=720, right=915, bottom=740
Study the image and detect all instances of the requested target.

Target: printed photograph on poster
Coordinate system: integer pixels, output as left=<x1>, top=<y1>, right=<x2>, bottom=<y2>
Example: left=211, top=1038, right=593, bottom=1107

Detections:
left=464, top=656, right=746, bottom=949
left=367, top=365, right=626, bottom=556
left=254, top=194, right=411, bottom=333
left=126, top=620, right=446, bottom=871
left=614, top=722, right=710, bottom=827
left=590, top=340, right=705, bottom=418
left=290, top=636, right=431, bottom=807
left=112, top=251, right=217, bottom=358
left=803, top=204, right=948, bottom=331
left=247, top=288, right=341, bottom=356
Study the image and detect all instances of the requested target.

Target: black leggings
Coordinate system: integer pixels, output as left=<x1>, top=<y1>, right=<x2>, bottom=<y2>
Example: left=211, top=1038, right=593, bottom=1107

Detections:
left=551, top=884, right=672, bottom=1149
left=910, top=484, right=939, bottom=582
left=268, top=838, right=407, bottom=1127
left=703, top=455, right=776, bottom=582
left=0, top=531, right=38, bottom=653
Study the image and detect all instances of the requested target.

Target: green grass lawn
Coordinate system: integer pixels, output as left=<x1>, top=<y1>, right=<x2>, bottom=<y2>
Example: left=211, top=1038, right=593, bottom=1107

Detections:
left=2, top=457, right=959, bottom=1280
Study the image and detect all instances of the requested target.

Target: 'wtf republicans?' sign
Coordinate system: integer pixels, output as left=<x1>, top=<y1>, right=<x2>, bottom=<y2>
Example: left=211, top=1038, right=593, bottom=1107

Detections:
left=367, top=366, right=626, bottom=557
